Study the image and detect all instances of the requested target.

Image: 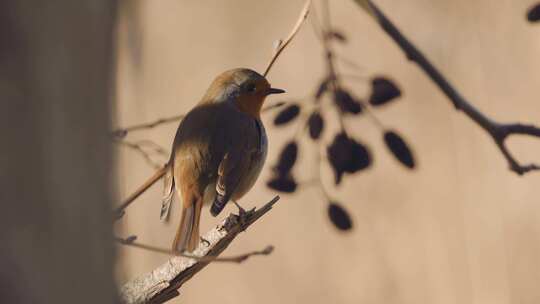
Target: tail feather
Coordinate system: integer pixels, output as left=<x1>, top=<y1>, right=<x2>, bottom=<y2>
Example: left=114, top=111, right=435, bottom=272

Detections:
left=172, top=198, right=202, bottom=253
left=188, top=199, right=202, bottom=251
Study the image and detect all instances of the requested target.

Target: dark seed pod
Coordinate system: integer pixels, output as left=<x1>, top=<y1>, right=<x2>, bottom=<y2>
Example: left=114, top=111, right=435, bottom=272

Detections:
left=327, top=132, right=371, bottom=184
left=308, top=111, right=324, bottom=140
left=384, top=130, right=415, bottom=169
left=274, top=104, right=300, bottom=126
left=528, top=4, right=540, bottom=22
left=334, top=88, right=362, bottom=114
left=267, top=174, right=297, bottom=193
left=327, top=133, right=350, bottom=184
left=347, top=140, right=371, bottom=173
left=275, top=141, right=298, bottom=175
left=328, top=202, right=353, bottom=231
left=369, top=77, right=401, bottom=106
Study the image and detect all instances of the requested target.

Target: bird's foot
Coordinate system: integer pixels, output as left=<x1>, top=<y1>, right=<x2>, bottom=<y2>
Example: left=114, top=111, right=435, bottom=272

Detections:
left=233, top=201, right=255, bottom=231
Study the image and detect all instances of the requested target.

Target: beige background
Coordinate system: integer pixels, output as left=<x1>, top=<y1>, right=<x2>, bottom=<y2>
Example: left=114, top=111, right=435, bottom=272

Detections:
left=113, top=1, right=540, bottom=303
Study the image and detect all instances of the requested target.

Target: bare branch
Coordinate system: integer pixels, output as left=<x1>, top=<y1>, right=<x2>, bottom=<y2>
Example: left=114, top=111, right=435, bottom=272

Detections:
left=119, top=196, right=280, bottom=304
left=117, top=140, right=169, bottom=170
left=116, top=236, right=273, bottom=263
left=262, top=100, right=287, bottom=112
left=112, top=114, right=185, bottom=140
left=354, top=0, right=540, bottom=175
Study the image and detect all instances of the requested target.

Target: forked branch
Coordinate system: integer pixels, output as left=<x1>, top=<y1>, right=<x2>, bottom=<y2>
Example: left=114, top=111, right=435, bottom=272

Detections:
left=354, top=0, right=540, bottom=175
left=119, top=196, right=280, bottom=304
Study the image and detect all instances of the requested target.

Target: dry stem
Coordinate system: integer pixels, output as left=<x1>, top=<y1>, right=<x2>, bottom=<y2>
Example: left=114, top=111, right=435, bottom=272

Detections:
left=112, top=114, right=185, bottom=140
left=118, top=140, right=168, bottom=169
left=116, top=236, right=273, bottom=263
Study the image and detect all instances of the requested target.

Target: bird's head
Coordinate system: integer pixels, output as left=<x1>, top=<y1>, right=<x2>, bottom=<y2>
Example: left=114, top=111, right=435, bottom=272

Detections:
left=202, top=68, right=285, bottom=118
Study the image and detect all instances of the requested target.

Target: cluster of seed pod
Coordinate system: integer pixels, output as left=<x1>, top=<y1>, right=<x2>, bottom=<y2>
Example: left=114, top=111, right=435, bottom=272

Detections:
left=266, top=1, right=537, bottom=231
left=267, top=67, right=415, bottom=232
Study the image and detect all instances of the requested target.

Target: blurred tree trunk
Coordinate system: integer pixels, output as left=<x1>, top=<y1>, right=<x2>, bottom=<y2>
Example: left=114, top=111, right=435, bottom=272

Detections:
left=0, top=1, right=118, bottom=303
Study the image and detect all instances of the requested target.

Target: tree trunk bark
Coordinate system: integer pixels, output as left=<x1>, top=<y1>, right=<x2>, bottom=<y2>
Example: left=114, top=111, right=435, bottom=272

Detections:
left=0, top=1, right=118, bottom=303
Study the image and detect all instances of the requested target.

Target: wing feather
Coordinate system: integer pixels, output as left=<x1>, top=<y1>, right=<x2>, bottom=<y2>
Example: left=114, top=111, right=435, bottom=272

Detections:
left=210, top=118, right=260, bottom=216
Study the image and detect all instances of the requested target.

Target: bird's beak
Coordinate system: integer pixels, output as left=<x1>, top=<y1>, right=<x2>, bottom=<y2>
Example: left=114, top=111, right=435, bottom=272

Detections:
left=265, top=87, right=286, bottom=95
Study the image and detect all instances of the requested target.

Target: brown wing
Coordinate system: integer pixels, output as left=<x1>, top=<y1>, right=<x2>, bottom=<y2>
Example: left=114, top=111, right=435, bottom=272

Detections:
left=170, top=103, right=224, bottom=186
left=210, top=117, right=260, bottom=216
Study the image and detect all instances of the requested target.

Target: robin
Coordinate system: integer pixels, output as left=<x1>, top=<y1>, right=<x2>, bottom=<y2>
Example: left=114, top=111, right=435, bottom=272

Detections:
left=161, top=68, right=285, bottom=253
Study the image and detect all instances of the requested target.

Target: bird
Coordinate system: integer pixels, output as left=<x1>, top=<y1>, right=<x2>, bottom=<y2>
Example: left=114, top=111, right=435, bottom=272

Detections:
left=160, top=68, right=285, bottom=253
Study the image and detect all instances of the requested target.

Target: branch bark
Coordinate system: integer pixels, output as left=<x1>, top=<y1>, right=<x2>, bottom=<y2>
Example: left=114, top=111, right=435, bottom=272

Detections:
left=355, top=0, right=540, bottom=175
left=119, top=196, right=280, bottom=304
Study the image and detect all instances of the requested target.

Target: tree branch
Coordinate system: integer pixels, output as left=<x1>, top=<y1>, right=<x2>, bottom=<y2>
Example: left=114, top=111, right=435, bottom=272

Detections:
left=117, top=140, right=169, bottom=170
left=119, top=196, right=280, bottom=304
left=112, top=114, right=185, bottom=140
left=354, top=0, right=540, bottom=175
left=115, top=236, right=274, bottom=263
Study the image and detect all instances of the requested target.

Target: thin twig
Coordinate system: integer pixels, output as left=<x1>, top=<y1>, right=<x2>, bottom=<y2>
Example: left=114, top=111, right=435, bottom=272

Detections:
left=116, top=236, right=273, bottom=263
left=355, top=0, right=540, bottom=175
left=112, top=114, right=185, bottom=140
left=316, top=2, right=345, bottom=133
left=263, top=0, right=312, bottom=76
left=335, top=53, right=366, bottom=72
left=118, top=140, right=169, bottom=170
left=262, top=101, right=287, bottom=112
left=133, top=140, right=169, bottom=156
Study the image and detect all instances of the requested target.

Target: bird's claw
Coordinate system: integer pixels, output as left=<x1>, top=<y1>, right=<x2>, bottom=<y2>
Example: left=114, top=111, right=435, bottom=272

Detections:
left=236, top=207, right=248, bottom=231
left=233, top=202, right=255, bottom=231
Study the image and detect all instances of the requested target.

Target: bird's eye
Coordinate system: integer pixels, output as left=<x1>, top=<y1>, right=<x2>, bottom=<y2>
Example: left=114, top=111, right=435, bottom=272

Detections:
left=245, top=83, right=257, bottom=93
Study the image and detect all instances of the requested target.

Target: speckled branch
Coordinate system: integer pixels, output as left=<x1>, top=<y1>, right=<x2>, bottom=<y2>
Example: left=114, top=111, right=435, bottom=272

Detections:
left=354, top=0, right=540, bottom=175
left=119, top=196, right=280, bottom=304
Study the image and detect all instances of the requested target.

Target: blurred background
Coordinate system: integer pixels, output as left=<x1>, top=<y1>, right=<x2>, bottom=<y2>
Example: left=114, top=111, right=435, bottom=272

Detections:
left=114, top=0, right=540, bottom=303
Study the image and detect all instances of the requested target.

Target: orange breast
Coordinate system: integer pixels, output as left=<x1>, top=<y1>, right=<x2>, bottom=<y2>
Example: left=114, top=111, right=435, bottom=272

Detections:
left=235, top=94, right=265, bottom=119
